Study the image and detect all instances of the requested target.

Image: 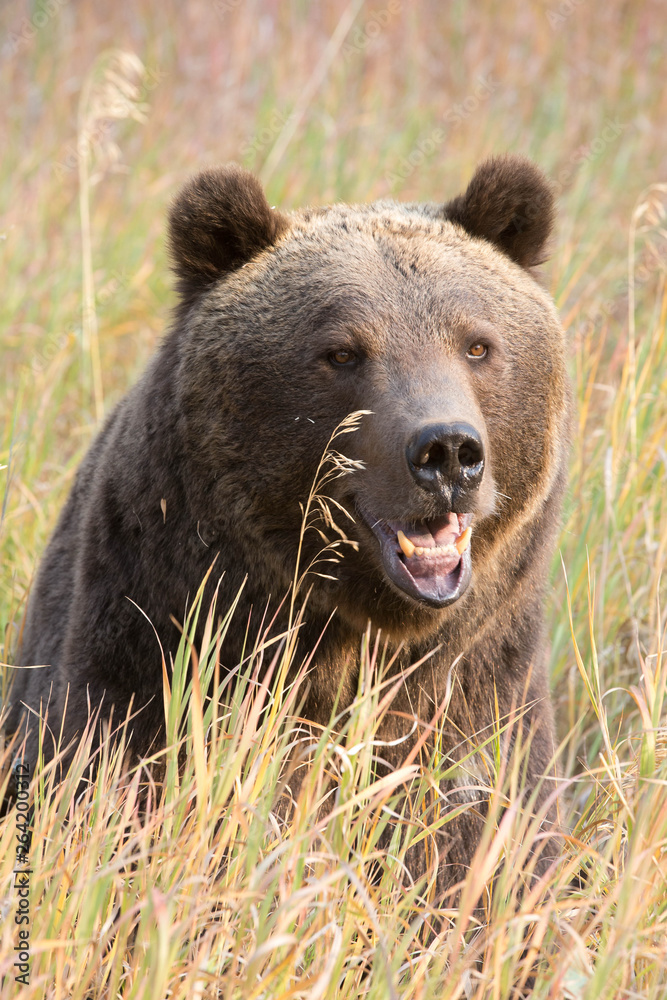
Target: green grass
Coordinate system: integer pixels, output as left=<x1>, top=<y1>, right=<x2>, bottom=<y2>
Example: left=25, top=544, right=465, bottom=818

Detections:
left=1, top=1, right=667, bottom=996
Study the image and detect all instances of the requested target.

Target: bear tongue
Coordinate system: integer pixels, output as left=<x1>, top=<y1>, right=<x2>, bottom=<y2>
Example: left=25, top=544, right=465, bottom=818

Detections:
left=402, top=543, right=461, bottom=579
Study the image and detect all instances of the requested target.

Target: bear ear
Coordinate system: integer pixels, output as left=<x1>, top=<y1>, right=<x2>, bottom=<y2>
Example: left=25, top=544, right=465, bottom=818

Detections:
left=167, top=165, right=290, bottom=296
left=442, top=155, right=555, bottom=269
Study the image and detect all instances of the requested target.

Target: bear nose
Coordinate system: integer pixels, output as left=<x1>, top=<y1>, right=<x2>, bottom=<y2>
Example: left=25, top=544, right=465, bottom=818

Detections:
left=406, top=422, right=485, bottom=494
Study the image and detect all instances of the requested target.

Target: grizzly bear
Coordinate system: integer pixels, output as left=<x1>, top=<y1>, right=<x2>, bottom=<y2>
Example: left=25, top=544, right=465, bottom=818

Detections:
left=6, top=154, right=570, bottom=892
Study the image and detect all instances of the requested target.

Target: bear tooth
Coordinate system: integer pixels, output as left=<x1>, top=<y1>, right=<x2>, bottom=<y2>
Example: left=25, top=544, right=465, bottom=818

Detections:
left=397, top=530, right=415, bottom=558
left=455, top=527, right=472, bottom=555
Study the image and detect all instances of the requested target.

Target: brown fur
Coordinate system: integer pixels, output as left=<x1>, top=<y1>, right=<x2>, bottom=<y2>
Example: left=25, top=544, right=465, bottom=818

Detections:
left=6, top=155, right=571, bottom=897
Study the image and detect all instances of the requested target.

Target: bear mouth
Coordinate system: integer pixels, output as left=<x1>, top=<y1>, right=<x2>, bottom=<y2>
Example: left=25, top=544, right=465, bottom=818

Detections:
left=359, top=509, right=473, bottom=608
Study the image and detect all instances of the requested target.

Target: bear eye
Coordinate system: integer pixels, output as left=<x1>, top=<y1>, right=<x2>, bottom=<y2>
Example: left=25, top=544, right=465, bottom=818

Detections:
left=466, top=343, right=488, bottom=359
left=329, top=348, right=357, bottom=367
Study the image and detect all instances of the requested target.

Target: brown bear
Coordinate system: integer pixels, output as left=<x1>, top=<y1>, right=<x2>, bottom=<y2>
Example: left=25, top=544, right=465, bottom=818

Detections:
left=6, top=154, right=570, bottom=893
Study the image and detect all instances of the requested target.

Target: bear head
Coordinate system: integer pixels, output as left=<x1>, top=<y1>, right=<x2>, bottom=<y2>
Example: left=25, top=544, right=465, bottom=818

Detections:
left=167, top=156, right=569, bottom=641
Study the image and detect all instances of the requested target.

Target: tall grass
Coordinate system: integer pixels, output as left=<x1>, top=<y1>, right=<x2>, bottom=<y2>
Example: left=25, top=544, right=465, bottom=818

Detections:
left=1, top=1, right=666, bottom=996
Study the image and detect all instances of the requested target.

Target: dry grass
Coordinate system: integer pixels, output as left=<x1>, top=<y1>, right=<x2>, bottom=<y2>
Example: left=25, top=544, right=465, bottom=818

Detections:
left=1, top=1, right=666, bottom=996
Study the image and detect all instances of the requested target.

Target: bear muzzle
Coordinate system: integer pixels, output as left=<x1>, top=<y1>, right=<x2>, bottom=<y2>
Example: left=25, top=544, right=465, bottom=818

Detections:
left=351, top=422, right=485, bottom=607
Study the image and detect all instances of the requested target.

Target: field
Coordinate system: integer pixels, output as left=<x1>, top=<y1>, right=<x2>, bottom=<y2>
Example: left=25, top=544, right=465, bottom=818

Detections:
left=1, top=1, right=667, bottom=997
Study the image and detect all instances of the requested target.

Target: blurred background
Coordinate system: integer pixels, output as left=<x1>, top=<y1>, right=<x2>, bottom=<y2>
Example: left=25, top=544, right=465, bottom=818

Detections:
left=1, top=0, right=666, bottom=772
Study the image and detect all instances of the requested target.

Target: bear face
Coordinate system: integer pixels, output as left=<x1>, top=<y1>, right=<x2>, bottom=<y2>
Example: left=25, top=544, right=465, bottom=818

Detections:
left=173, top=161, right=568, bottom=644
left=7, top=158, right=570, bottom=891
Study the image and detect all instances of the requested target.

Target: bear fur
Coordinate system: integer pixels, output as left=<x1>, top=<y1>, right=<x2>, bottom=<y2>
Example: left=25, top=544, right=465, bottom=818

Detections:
left=6, top=155, right=570, bottom=892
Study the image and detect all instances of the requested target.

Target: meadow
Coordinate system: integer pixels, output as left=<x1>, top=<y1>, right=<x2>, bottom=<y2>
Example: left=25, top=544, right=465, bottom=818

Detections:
left=1, top=1, right=666, bottom=996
